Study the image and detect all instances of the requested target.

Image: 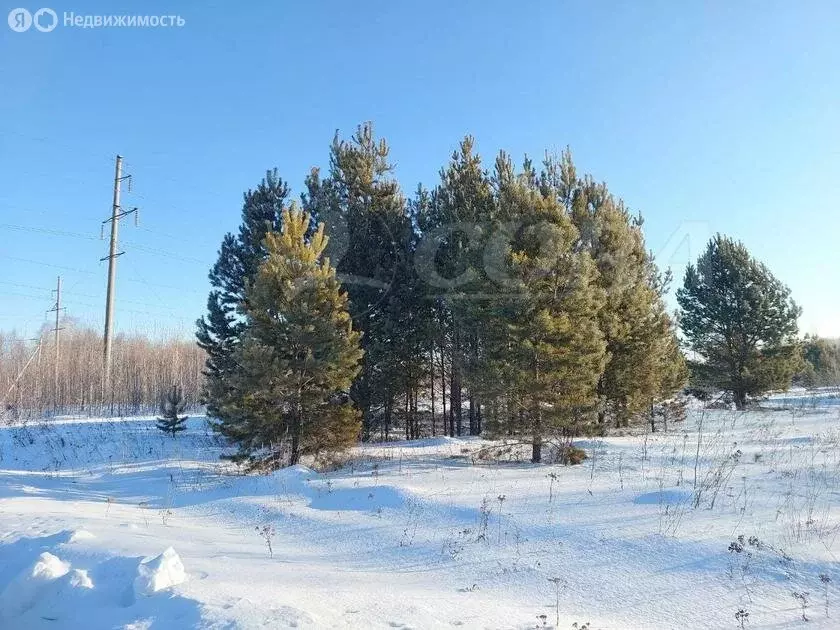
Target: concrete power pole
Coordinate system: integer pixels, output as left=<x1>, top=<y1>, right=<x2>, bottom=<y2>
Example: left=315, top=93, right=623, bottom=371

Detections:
left=101, top=155, right=136, bottom=399
left=47, top=275, right=64, bottom=412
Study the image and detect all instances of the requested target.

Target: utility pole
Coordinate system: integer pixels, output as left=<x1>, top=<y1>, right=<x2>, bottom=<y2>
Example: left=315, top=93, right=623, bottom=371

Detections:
left=101, top=154, right=136, bottom=399
left=47, top=276, right=64, bottom=412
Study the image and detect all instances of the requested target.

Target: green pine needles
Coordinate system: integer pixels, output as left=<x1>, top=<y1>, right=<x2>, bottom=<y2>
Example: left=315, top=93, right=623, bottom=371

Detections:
left=677, top=235, right=802, bottom=409
left=197, top=124, right=806, bottom=469
left=156, top=385, right=188, bottom=436
left=213, top=207, right=363, bottom=469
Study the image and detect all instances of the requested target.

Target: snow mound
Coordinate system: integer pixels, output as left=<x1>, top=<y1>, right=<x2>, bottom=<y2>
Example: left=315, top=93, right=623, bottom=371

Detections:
left=269, top=464, right=409, bottom=512
left=67, top=568, right=94, bottom=589
left=271, top=464, right=317, bottom=494
left=30, top=552, right=70, bottom=580
left=0, top=551, right=70, bottom=618
left=67, top=529, right=96, bottom=543
left=17, top=568, right=97, bottom=625
left=133, top=547, right=186, bottom=597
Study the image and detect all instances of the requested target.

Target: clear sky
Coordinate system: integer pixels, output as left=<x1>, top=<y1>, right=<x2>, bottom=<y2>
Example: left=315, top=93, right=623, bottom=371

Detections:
left=1, top=1, right=838, bottom=340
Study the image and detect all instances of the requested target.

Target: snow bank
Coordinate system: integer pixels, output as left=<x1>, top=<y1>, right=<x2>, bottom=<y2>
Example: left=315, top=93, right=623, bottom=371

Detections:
left=271, top=463, right=317, bottom=494
left=0, top=552, right=70, bottom=618
left=66, top=568, right=93, bottom=589
left=66, top=529, right=95, bottom=544
left=133, top=547, right=186, bottom=597
left=270, top=464, right=409, bottom=512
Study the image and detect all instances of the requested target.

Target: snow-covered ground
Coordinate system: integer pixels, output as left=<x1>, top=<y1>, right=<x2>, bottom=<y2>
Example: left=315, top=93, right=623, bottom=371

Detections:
left=2, top=405, right=840, bottom=629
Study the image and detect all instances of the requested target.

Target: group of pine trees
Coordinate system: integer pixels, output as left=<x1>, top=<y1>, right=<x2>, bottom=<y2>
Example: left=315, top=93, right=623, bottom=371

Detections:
left=197, top=124, right=688, bottom=468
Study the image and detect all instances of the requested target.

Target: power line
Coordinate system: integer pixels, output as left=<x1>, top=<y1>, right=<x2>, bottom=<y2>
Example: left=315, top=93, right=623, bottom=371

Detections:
left=0, top=129, right=118, bottom=165
left=0, top=283, right=61, bottom=357
left=0, top=280, right=57, bottom=293
left=0, top=201, right=102, bottom=223
left=0, top=149, right=215, bottom=344
left=0, top=290, right=54, bottom=301
left=0, top=222, right=99, bottom=240
left=0, top=255, right=98, bottom=275
left=0, top=282, right=187, bottom=310
left=120, top=241, right=207, bottom=264
left=0, top=257, right=207, bottom=296
left=124, top=275, right=207, bottom=294
left=0, top=222, right=208, bottom=265
left=0, top=291, right=193, bottom=329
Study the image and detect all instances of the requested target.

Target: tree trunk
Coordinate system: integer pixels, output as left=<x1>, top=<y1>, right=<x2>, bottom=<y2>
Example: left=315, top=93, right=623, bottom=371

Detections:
left=439, top=351, right=448, bottom=437
left=531, top=411, right=542, bottom=464
left=412, top=389, right=419, bottom=439
left=451, top=320, right=462, bottom=437
left=290, top=409, right=301, bottom=465
left=362, top=408, right=371, bottom=442
left=430, top=344, right=436, bottom=437
left=532, top=360, right=542, bottom=463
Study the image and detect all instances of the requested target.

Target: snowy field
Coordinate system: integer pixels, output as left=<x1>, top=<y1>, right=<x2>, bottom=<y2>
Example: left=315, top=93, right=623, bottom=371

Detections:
left=2, top=403, right=840, bottom=629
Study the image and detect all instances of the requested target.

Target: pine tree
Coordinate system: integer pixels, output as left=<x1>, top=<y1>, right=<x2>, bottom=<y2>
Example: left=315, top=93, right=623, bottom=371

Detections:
left=303, top=123, right=417, bottom=440
left=677, top=235, right=802, bottom=409
left=492, top=157, right=606, bottom=462
left=416, top=137, right=497, bottom=436
left=216, top=207, right=363, bottom=468
left=540, top=150, right=686, bottom=429
left=196, top=171, right=294, bottom=419
left=156, top=384, right=188, bottom=436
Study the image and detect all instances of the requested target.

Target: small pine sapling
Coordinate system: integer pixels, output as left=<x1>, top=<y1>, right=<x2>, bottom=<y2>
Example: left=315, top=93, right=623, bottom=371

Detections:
left=156, top=384, right=188, bottom=436
left=735, top=608, right=749, bottom=629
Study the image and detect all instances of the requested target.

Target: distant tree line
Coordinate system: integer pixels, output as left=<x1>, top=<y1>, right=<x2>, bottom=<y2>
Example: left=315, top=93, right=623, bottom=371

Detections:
left=198, top=123, right=688, bottom=468
left=797, top=335, right=840, bottom=388
left=0, top=320, right=204, bottom=419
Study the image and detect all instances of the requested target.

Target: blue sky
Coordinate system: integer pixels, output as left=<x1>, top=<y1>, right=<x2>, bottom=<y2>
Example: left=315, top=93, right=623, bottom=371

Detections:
left=1, top=1, right=838, bottom=339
